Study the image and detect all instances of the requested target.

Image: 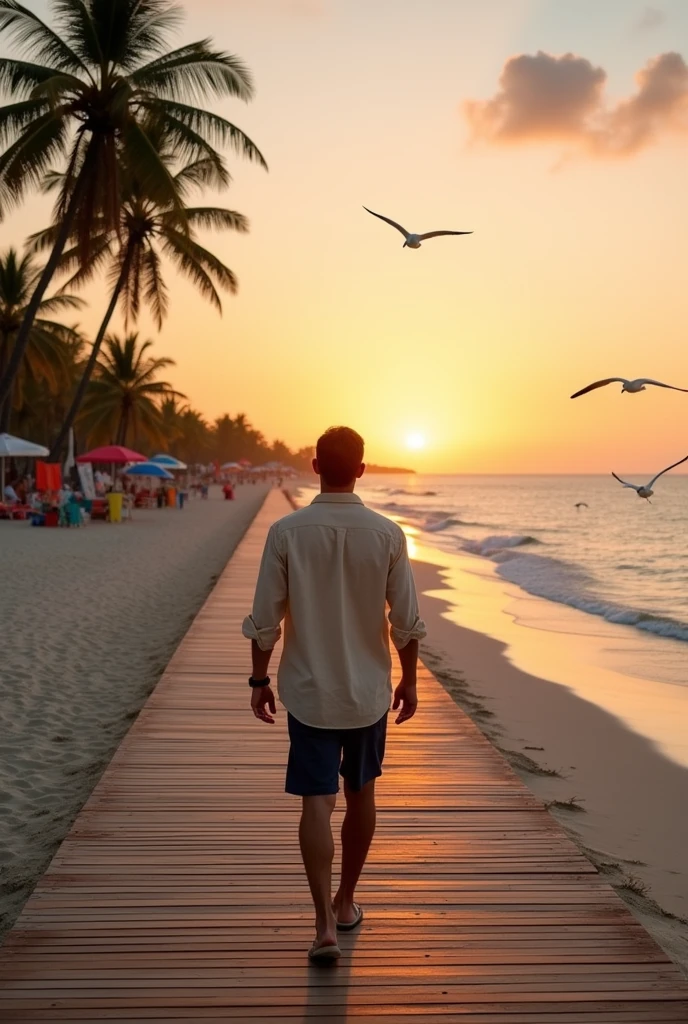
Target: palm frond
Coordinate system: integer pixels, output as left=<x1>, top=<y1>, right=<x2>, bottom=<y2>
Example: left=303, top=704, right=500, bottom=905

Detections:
left=131, top=42, right=254, bottom=103
left=0, top=109, right=69, bottom=216
left=141, top=246, right=169, bottom=330
left=162, top=228, right=236, bottom=310
left=32, top=317, right=82, bottom=341
left=140, top=107, right=232, bottom=184
left=30, top=72, right=89, bottom=102
left=172, top=156, right=229, bottom=197
left=164, top=228, right=238, bottom=295
left=120, top=241, right=143, bottom=325
left=34, top=293, right=85, bottom=315
left=0, top=100, right=53, bottom=152
left=51, top=0, right=104, bottom=70
left=124, top=1, right=185, bottom=64
left=179, top=206, right=249, bottom=234
left=120, top=118, right=186, bottom=220
left=0, top=59, right=64, bottom=99
left=145, top=99, right=267, bottom=168
left=162, top=236, right=223, bottom=311
left=0, top=1, right=89, bottom=76
left=52, top=235, right=113, bottom=289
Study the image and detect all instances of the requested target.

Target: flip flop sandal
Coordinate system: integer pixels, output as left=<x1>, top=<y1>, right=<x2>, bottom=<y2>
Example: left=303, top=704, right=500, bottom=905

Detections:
left=308, top=942, right=342, bottom=963
left=336, top=903, right=364, bottom=931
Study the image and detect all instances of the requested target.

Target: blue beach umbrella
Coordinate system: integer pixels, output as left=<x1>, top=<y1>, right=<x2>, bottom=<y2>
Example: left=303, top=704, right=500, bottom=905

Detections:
left=150, top=454, right=187, bottom=470
left=123, top=462, right=174, bottom=479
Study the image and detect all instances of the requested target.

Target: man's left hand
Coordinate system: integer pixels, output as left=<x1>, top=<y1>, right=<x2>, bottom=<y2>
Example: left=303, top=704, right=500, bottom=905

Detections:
left=251, top=685, right=277, bottom=724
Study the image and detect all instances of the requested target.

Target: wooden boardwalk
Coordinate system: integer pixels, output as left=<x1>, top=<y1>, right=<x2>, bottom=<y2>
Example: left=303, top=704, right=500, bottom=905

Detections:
left=1, top=489, right=687, bottom=1022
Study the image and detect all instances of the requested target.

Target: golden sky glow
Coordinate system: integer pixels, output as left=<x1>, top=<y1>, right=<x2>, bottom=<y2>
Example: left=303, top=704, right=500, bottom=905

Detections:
left=8, top=0, right=688, bottom=472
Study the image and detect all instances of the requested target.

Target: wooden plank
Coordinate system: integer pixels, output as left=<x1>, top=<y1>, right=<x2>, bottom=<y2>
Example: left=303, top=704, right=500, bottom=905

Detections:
left=0, top=489, right=686, bottom=1023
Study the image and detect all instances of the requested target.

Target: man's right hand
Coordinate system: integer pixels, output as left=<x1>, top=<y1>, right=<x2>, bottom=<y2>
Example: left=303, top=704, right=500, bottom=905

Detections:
left=251, top=685, right=277, bottom=724
left=393, top=678, right=418, bottom=725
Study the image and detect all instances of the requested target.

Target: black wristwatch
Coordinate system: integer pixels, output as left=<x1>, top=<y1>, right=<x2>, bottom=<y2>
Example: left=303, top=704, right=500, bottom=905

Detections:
left=249, top=676, right=271, bottom=688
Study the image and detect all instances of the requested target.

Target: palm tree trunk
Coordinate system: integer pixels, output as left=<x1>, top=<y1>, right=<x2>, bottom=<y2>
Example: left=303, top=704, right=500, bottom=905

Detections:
left=0, top=184, right=85, bottom=412
left=49, top=254, right=132, bottom=462
left=0, top=332, right=9, bottom=432
left=0, top=381, right=14, bottom=433
left=118, top=404, right=131, bottom=447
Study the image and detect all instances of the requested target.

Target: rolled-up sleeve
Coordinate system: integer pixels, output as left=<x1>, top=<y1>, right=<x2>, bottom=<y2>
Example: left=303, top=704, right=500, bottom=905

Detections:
left=242, top=525, right=287, bottom=651
left=386, top=529, right=427, bottom=650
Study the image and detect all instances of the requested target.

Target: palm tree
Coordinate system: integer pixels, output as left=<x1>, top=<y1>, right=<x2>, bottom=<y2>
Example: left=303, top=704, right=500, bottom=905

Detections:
left=35, top=149, right=247, bottom=458
left=0, top=0, right=266, bottom=411
left=159, top=398, right=212, bottom=465
left=78, top=332, right=183, bottom=448
left=0, top=246, right=83, bottom=431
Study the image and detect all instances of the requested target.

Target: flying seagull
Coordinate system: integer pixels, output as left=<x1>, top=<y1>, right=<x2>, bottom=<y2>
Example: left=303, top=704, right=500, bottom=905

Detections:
left=571, top=377, right=688, bottom=399
left=611, top=455, right=688, bottom=502
left=363, top=207, right=472, bottom=249
left=574, top=502, right=589, bottom=509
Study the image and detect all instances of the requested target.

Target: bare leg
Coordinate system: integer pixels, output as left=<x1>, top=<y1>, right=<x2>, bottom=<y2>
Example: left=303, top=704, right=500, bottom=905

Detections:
left=333, top=779, right=377, bottom=925
left=299, top=794, right=338, bottom=949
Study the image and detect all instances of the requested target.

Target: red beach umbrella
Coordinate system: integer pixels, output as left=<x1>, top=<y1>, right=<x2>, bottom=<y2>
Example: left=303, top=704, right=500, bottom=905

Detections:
left=76, top=445, right=147, bottom=464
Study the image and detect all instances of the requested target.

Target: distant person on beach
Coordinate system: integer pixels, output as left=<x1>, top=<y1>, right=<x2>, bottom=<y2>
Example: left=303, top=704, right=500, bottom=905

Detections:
left=3, top=481, right=20, bottom=504
left=243, top=426, right=426, bottom=962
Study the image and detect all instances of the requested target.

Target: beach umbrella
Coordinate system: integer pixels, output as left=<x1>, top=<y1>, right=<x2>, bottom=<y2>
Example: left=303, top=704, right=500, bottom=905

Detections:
left=1, top=433, right=49, bottom=501
left=123, top=462, right=174, bottom=479
left=76, top=445, right=147, bottom=464
left=238, top=458, right=252, bottom=467
left=221, top=461, right=241, bottom=470
left=77, top=445, right=147, bottom=487
left=150, top=454, right=187, bottom=471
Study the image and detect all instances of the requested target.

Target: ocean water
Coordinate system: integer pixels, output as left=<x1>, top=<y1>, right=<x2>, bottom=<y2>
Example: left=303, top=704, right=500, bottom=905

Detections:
left=298, top=472, right=688, bottom=650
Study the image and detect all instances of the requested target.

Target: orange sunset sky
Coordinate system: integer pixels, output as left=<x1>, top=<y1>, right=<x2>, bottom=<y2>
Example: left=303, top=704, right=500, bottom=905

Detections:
left=5, top=0, right=688, bottom=473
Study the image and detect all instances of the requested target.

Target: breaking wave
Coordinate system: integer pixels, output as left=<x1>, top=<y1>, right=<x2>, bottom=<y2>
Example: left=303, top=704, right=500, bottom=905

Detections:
left=462, top=534, right=540, bottom=557
left=472, top=549, right=688, bottom=644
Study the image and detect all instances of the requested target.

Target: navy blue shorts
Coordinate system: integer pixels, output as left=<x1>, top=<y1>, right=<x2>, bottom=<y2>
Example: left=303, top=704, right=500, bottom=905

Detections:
left=286, top=713, right=388, bottom=797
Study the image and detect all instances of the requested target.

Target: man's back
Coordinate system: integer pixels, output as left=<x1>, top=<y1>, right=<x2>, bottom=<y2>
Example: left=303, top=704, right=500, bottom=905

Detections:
left=243, top=492, right=425, bottom=729
left=244, top=426, right=426, bottom=962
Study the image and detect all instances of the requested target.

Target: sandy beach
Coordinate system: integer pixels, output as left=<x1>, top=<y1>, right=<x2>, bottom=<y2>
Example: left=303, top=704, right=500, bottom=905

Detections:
left=412, top=553, right=688, bottom=975
left=0, top=484, right=269, bottom=938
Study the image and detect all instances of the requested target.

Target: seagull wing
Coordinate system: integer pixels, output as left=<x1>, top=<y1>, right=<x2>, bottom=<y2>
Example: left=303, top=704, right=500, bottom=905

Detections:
left=640, top=379, right=688, bottom=393
left=363, top=207, right=409, bottom=238
left=570, top=378, right=626, bottom=399
left=418, top=230, right=473, bottom=240
left=648, top=454, right=688, bottom=490
left=612, top=471, right=639, bottom=490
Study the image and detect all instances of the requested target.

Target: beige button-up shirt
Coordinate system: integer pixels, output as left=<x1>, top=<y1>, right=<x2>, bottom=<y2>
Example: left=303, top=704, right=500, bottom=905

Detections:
left=242, top=493, right=427, bottom=729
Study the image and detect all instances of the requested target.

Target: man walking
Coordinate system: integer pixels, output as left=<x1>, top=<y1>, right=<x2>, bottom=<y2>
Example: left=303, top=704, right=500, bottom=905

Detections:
left=243, top=427, right=426, bottom=962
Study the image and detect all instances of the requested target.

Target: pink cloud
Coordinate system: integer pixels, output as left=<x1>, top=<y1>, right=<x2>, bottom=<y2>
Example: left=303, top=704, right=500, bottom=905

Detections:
left=464, top=50, right=688, bottom=157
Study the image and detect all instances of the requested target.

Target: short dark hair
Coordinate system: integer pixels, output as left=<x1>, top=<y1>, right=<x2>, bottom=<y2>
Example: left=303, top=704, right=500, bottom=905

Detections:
left=316, top=426, right=365, bottom=487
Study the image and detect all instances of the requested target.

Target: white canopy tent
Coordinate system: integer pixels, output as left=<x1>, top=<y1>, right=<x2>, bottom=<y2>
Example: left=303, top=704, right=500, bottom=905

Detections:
left=0, top=433, right=49, bottom=502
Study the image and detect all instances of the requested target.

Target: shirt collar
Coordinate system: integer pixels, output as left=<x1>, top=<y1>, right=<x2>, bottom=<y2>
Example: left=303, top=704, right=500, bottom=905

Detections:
left=311, top=493, right=363, bottom=505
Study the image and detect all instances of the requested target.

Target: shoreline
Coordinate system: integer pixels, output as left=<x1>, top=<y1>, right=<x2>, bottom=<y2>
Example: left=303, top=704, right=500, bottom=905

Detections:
left=0, top=484, right=270, bottom=940
left=413, top=556, right=688, bottom=974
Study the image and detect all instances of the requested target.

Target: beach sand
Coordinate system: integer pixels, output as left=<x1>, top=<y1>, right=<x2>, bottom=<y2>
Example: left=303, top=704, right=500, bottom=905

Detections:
left=413, top=558, right=688, bottom=975
left=0, top=484, right=269, bottom=938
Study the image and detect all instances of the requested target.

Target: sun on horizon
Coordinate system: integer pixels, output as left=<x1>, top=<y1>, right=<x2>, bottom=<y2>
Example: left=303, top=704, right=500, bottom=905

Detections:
left=405, top=432, right=427, bottom=452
